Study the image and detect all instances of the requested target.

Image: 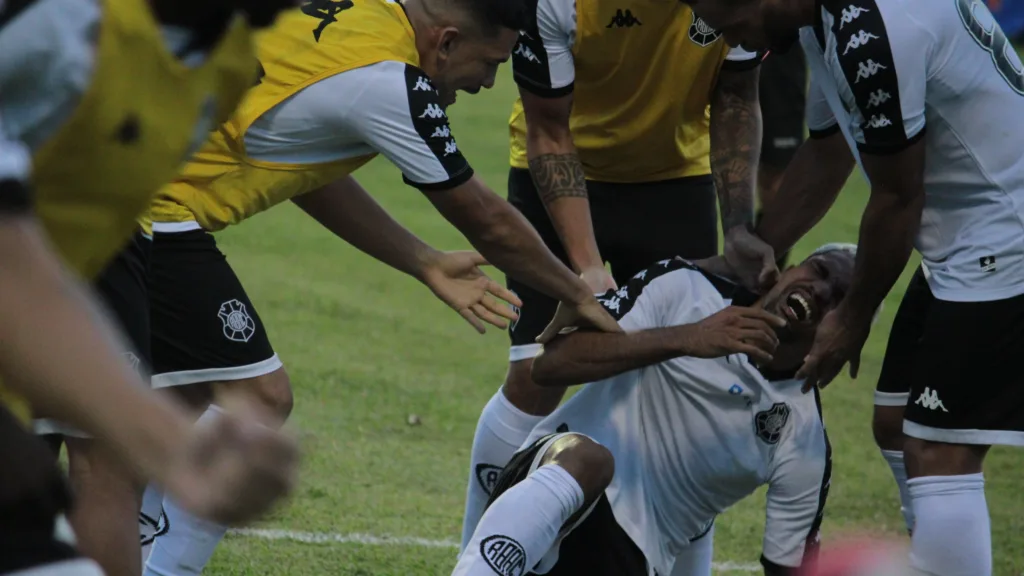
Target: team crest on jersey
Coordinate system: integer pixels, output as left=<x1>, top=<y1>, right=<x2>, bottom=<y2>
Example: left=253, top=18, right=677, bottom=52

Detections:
left=218, top=299, right=256, bottom=342
left=754, top=402, right=790, bottom=444
left=475, top=463, right=504, bottom=496
left=688, top=13, right=722, bottom=47
left=480, top=534, right=527, bottom=576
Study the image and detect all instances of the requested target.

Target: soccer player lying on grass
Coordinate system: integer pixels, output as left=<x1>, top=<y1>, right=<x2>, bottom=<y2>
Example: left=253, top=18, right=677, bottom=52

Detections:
left=453, top=245, right=862, bottom=576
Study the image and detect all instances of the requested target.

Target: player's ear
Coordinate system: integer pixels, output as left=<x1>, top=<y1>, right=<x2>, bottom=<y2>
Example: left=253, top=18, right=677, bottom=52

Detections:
left=437, top=27, right=460, bottom=61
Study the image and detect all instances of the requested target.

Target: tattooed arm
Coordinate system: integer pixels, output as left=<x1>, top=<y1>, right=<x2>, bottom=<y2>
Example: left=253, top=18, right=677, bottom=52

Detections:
left=521, top=89, right=613, bottom=290
left=710, top=65, right=762, bottom=232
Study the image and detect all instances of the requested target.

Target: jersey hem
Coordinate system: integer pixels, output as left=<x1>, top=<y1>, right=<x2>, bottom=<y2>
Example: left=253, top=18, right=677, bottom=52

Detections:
left=405, top=165, right=474, bottom=191
left=927, top=281, right=1024, bottom=302
left=808, top=124, right=840, bottom=139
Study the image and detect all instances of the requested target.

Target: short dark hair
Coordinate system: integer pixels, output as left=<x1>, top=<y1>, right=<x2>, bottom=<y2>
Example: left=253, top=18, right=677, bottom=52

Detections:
left=449, top=0, right=531, bottom=35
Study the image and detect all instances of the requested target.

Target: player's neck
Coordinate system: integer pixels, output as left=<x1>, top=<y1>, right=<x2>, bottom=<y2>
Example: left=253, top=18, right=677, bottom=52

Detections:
left=402, top=0, right=442, bottom=78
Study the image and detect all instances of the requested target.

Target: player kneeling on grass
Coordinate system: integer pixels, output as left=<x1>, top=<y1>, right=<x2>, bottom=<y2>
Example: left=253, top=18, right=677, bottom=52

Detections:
left=453, top=245, right=864, bottom=576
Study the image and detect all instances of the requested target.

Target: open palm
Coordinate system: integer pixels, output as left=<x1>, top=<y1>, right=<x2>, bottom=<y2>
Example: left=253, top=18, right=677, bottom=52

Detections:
left=421, top=251, right=523, bottom=333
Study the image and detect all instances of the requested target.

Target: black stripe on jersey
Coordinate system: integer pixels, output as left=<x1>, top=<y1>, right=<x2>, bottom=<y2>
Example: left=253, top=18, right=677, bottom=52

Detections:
left=0, top=179, right=32, bottom=213
left=825, top=0, right=911, bottom=155
left=803, top=387, right=831, bottom=565
left=512, top=1, right=573, bottom=99
left=808, top=123, right=840, bottom=139
left=401, top=65, right=474, bottom=192
left=596, top=257, right=690, bottom=321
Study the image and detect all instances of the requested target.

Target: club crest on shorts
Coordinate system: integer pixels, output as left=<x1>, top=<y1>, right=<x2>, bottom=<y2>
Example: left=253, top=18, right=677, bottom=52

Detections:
left=480, top=534, right=527, bottom=576
left=754, top=402, right=790, bottom=444
left=476, top=463, right=504, bottom=496
left=688, top=13, right=721, bottom=47
left=218, top=299, right=256, bottom=342
left=508, top=290, right=520, bottom=333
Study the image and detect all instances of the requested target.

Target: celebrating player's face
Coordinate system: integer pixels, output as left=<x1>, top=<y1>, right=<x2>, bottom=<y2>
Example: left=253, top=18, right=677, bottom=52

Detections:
left=430, top=27, right=519, bottom=106
left=763, top=251, right=854, bottom=339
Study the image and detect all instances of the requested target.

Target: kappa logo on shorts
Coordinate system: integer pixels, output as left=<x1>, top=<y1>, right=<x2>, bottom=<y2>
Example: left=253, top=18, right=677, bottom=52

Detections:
left=480, top=534, right=527, bottom=576
left=218, top=299, right=257, bottom=342
left=475, top=463, right=504, bottom=496
left=914, top=387, right=949, bottom=412
left=688, top=13, right=722, bottom=47
left=754, top=402, right=790, bottom=444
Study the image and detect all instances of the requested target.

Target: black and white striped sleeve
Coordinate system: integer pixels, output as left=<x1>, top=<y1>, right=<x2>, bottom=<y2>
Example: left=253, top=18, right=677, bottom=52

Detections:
left=347, top=61, right=473, bottom=191
left=594, top=259, right=701, bottom=332
left=511, top=0, right=576, bottom=98
left=805, top=71, right=839, bottom=138
left=827, top=0, right=926, bottom=154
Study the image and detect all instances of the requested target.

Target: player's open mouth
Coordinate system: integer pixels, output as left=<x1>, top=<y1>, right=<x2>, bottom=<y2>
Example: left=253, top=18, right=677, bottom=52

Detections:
left=783, top=290, right=814, bottom=323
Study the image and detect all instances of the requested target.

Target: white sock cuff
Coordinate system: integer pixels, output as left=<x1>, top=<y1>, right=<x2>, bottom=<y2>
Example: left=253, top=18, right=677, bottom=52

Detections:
left=482, top=391, right=545, bottom=446
left=530, top=464, right=585, bottom=513
left=880, top=449, right=905, bottom=466
left=908, top=473, right=985, bottom=497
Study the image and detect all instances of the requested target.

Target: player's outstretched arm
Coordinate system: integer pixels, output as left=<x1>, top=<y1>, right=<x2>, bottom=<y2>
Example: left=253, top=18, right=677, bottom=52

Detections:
left=532, top=306, right=784, bottom=387
left=522, top=89, right=613, bottom=293
left=753, top=131, right=855, bottom=258
left=426, top=177, right=622, bottom=337
left=293, top=177, right=520, bottom=332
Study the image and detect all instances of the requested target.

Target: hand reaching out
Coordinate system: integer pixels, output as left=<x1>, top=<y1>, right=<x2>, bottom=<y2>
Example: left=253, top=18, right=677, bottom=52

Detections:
left=420, top=251, right=523, bottom=334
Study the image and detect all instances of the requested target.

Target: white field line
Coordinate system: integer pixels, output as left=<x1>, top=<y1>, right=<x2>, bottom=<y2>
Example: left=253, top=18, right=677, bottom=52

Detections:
left=228, top=528, right=762, bottom=573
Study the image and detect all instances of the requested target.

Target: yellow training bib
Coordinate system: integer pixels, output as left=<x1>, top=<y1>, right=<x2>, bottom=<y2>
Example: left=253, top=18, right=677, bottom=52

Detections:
left=150, top=0, right=420, bottom=231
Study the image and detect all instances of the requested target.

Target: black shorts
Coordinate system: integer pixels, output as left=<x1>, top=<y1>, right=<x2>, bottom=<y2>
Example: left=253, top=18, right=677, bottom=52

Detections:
left=150, top=229, right=280, bottom=389
left=485, top=433, right=649, bottom=576
left=505, top=168, right=718, bottom=359
left=876, top=266, right=1024, bottom=446
left=759, top=49, right=807, bottom=169
left=35, top=232, right=151, bottom=437
left=0, top=407, right=80, bottom=573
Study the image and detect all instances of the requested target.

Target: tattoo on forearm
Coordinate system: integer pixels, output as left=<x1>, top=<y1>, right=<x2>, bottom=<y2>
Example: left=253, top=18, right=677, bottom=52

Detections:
left=711, top=70, right=761, bottom=231
left=529, top=153, right=588, bottom=205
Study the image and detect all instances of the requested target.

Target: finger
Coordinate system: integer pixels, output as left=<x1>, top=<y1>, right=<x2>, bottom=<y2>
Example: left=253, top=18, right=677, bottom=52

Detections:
left=481, top=295, right=517, bottom=322
left=733, top=342, right=773, bottom=364
left=740, top=307, right=788, bottom=328
left=735, top=318, right=780, bottom=345
left=738, top=328, right=779, bottom=353
left=472, top=303, right=509, bottom=329
left=797, top=355, right=819, bottom=392
left=485, top=281, right=523, bottom=309
left=849, top=351, right=861, bottom=379
left=758, top=266, right=781, bottom=292
left=584, top=306, right=624, bottom=334
left=536, top=318, right=563, bottom=344
left=459, top=308, right=487, bottom=334
left=466, top=251, right=489, bottom=267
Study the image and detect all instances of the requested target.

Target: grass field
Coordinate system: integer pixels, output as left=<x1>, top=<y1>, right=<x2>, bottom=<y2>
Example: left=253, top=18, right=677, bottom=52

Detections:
left=205, top=69, right=1024, bottom=575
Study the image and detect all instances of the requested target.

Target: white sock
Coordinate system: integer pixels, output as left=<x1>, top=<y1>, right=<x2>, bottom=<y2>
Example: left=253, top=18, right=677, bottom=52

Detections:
left=880, top=450, right=914, bottom=533
left=143, top=405, right=228, bottom=576
left=140, top=484, right=166, bottom=568
left=908, top=473, right=991, bottom=576
left=460, top=390, right=545, bottom=552
left=452, top=464, right=584, bottom=576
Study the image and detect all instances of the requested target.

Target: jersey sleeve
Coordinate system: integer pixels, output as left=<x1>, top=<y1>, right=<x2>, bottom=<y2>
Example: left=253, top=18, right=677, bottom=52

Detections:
left=805, top=71, right=839, bottom=138
left=346, top=61, right=474, bottom=191
left=511, top=0, right=576, bottom=97
left=831, top=1, right=927, bottom=154
left=721, top=45, right=761, bottom=71
left=762, top=404, right=831, bottom=571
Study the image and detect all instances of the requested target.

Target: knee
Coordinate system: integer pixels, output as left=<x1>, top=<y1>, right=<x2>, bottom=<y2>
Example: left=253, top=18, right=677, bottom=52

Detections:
left=502, top=359, right=566, bottom=417
left=903, top=437, right=988, bottom=478
left=217, top=367, right=294, bottom=424
left=872, top=405, right=906, bottom=452
left=541, top=434, right=614, bottom=502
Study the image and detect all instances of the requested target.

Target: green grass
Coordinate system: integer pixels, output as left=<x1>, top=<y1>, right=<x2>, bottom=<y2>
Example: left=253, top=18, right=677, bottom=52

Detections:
left=206, top=69, right=1024, bottom=575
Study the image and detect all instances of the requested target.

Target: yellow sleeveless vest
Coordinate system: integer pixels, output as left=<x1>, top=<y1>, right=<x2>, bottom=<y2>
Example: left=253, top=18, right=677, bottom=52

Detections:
left=149, top=0, right=419, bottom=232
left=508, top=1, right=732, bottom=183
left=0, top=0, right=256, bottom=424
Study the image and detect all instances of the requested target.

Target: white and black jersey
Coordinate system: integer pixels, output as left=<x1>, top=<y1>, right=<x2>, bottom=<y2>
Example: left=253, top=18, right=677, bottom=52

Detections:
left=243, top=61, right=473, bottom=191
left=510, top=0, right=759, bottom=98
left=802, top=0, right=1024, bottom=302
left=524, top=259, right=831, bottom=576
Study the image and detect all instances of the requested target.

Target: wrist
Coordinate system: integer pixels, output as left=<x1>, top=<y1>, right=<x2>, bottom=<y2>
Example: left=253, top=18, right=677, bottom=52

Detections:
left=410, top=246, right=443, bottom=283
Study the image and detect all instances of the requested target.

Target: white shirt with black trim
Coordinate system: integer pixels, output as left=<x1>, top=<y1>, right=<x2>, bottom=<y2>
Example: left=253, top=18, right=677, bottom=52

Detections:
left=510, top=0, right=759, bottom=98
left=801, top=0, right=1024, bottom=302
left=524, top=259, right=829, bottom=576
left=244, top=60, right=474, bottom=191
